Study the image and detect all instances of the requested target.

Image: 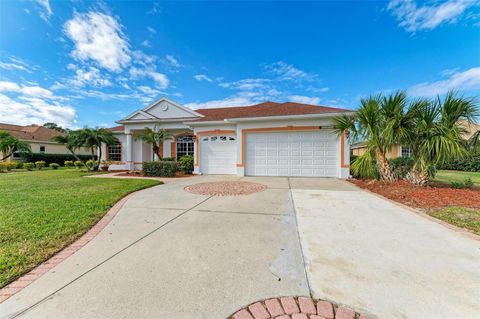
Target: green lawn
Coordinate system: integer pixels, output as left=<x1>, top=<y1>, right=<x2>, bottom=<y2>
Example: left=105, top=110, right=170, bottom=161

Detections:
left=428, top=207, right=480, bottom=236
left=434, top=170, right=480, bottom=186
left=0, top=170, right=161, bottom=287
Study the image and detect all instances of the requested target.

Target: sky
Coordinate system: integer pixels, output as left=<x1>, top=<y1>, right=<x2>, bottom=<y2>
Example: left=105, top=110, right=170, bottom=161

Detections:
left=0, top=0, right=479, bottom=129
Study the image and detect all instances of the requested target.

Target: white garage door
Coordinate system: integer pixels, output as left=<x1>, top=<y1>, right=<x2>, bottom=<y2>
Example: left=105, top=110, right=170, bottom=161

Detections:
left=200, top=135, right=237, bottom=174
left=245, top=130, right=338, bottom=177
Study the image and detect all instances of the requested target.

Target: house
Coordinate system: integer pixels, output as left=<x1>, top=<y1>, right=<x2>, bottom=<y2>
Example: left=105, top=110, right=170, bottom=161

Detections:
left=0, top=123, right=90, bottom=161
left=102, top=97, right=353, bottom=178
left=351, top=120, right=480, bottom=159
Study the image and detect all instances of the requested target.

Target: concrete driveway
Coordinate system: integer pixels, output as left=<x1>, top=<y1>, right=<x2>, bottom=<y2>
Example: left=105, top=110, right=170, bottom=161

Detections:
left=1, top=176, right=479, bottom=319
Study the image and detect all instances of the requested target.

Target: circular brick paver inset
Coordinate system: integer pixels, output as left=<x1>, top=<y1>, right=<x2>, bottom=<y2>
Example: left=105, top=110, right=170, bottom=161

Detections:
left=185, top=181, right=267, bottom=196
left=229, top=296, right=376, bottom=319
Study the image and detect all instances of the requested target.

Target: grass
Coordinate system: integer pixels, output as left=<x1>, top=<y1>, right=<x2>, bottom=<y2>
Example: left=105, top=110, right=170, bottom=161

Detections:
left=434, top=170, right=480, bottom=186
left=428, top=207, right=480, bottom=235
left=0, top=169, right=161, bottom=287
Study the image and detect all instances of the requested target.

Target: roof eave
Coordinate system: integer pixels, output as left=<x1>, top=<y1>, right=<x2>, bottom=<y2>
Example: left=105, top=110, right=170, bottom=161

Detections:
left=224, top=112, right=353, bottom=123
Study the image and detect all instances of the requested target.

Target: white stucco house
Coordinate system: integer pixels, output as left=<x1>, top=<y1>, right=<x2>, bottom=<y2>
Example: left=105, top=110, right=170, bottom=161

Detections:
left=102, top=97, right=352, bottom=178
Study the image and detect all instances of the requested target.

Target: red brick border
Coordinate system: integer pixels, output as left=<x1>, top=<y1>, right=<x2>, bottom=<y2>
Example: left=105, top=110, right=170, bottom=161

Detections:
left=0, top=192, right=136, bottom=304
left=230, top=296, right=376, bottom=319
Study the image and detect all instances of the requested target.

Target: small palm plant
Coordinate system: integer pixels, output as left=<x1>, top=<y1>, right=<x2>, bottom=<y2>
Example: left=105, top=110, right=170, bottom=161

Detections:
left=405, top=91, right=479, bottom=186
left=136, top=125, right=172, bottom=160
left=333, top=91, right=413, bottom=182
left=0, top=131, right=31, bottom=161
left=75, top=128, right=116, bottom=170
left=52, top=131, right=85, bottom=165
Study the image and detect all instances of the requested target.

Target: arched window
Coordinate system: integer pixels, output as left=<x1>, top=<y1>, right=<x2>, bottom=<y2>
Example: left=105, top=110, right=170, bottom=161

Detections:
left=176, top=135, right=194, bottom=159
left=107, top=141, right=122, bottom=161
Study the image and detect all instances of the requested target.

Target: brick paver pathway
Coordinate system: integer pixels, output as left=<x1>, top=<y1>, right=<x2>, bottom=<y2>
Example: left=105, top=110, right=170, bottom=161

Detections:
left=185, top=181, right=267, bottom=196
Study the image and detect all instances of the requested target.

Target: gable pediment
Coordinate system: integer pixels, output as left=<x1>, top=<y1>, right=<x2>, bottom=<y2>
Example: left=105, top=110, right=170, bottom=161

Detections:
left=143, top=98, right=202, bottom=119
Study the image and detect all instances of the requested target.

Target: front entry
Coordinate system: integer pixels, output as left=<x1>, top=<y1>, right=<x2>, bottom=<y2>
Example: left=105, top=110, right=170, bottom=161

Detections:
left=199, top=134, right=237, bottom=174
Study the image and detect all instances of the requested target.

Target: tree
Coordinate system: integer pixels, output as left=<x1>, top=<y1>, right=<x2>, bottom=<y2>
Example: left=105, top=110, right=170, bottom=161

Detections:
left=43, top=122, right=67, bottom=133
left=333, top=91, right=414, bottom=182
left=468, top=129, right=480, bottom=151
left=52, top=131, right=85, bottom=165
left=75, top=128, right=116, bottom=170
left=405, top=92, right=479, bottom=186
left=0, top=131, right=31, bottom=161
left=135, top=125, right=172, bottom=160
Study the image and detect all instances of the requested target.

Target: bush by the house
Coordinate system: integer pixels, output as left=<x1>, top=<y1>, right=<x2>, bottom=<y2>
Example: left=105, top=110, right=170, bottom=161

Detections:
left=85, top=160, right=94, bottom=169
left=14, top=161, right=24, bottom=169
left=74, top=160, right=83, bottom=169
left=23, top=162, right=35, bottom=171
left=49, top=163, right=60, bottom=170
left=64, top=160, right=74, bottom=168
left=35, top=161, right=45, bottom=169
left=439, top=154, right=480, bottom=172
left=143, top=160, right=178, bottom=177
left=22, top=153, right=97, bottom=166
left=178, top=155, right=194, bottom=174
left=389, top=156, right=414, bottom=179
left=0, top=162, right=16, bottom=172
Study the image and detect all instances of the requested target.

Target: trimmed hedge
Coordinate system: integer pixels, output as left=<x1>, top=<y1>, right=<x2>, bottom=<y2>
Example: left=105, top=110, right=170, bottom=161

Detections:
left=389, top=156, right=414, bottom=179
left=22, top=153, right=97, bottom=166
left=143, top=161, right=178, bottom=177
left=438, top=154, right=480, bottom=172
left=178, top=155, right=194, bottom=174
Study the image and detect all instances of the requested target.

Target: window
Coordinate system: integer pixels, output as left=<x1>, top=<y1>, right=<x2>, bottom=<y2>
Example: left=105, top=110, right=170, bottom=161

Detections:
left=39, top=146, right=46, bottom=153
left=176, top=135, right=194, bottom=159
left=400, top=146, right=412, bottom=157
left=107, top=141, right=122, bottom=161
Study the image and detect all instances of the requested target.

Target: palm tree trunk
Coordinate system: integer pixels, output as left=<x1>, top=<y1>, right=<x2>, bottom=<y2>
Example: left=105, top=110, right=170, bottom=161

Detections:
left=153, top=145, right=161, bottom=160
left=375, top=150, right=396, bottom=182
left=91, top=148, right=97, bottom=171
left=405, top=165, right=429, bottom=186
left=1, top=153, right=12, bottom=161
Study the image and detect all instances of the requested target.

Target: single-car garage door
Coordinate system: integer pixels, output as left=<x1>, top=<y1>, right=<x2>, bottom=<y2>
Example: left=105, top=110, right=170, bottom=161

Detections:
left=200, top=135, right=237, bottom=174
left=245, top=130, right=338, bottom=177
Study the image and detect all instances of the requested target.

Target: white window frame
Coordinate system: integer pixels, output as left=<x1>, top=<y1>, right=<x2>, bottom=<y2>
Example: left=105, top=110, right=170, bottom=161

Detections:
left=39, top=145, right=46, bottom=153
left=400, top=146, right=412, bottom=157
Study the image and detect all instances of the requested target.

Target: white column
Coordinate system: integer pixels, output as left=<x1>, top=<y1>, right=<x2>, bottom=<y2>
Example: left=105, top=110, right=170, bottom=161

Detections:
left=126, top=132, right=133, bottom=170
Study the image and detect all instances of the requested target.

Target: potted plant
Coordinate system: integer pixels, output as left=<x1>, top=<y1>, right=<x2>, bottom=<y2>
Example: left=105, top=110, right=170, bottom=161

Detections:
left=100, top=160, right=111, bottom=171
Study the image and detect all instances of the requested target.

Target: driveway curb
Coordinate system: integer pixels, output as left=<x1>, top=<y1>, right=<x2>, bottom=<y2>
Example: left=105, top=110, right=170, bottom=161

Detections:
left=0, top=190, right=138, bottom=303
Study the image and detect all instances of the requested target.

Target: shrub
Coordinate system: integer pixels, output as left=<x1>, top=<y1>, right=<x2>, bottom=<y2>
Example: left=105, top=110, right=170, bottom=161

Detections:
left=0, top=163, right=7, bottom=172
left=464, top=178, right=474, bottom=189
left=49, top=163, right=60, bottom=170
left=14, top=161, right=24, bottom=169
left=178, top=155, right=194, bottom=174
left=85, top=160, right=94, bottom=169
left=451, top=181, right=465, bottom=189
left=74, top=160, right=84, bottom=169
left=439, top=154, right=480, bottom=172
left=22, top=153, right=97, bottom=166
left=389, top=157, right=414, bottom=179
left=0, top=162, right=18, bottom=171
left=64, top=160, right=74, bottom=168
left=24, top=162, right=35, bottom=171
left=143, top=161, right=178, bottom=177
left=35, top=161, right=45, bottom=169
left=161, top=157, right=176, bottom=161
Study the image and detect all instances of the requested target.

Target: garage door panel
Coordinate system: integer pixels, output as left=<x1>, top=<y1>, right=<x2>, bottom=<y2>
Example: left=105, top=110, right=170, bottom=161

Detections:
left=245, top=130, right=338, bottom=177
left=200, top=136, right=236, bottom=174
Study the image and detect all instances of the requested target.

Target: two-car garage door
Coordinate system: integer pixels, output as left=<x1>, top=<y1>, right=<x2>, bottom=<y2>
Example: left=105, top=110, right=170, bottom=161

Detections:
left=245, top=131, right=338, bottom=177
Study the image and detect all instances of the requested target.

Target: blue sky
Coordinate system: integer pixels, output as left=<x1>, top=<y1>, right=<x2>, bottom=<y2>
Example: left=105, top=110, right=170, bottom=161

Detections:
left=0, top=0, right=479, bottom=128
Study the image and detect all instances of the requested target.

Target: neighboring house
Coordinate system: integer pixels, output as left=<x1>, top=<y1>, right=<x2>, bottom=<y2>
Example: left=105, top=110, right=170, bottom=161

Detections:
left=350, top=119, right=479, bottom=159
left=0, top=123, right=90, bottom=161
left=102, top=97, right=353, bottom=178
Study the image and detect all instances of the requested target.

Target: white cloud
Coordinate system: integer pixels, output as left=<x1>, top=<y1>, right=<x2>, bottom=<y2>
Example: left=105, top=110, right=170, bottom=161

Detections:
left=165, top=55, right=181, bottom=68
left=387, top=0, right=473, bottom=32
left=63, top=12, right=131, bottom=72
left=0, top=81, right=76, bottom=128
left=264, top=61, right=309, bottom=81
left=137, top=85, right=161, bottom=96
left=288, top=95, right=321, bottom=105
left=409, top=67, right=480, bottom=96
left=0, top=56, right=36, bottom=73
left=219, top=78, right=271, bottom=90
left=147, top=3, right=162, bottom=15
left=36, top=0, right=52, bottom=22
left=193, top=74, right=213, bottom=82
left=185, top=96, right=255, bottom=109
left=141, top=40, right=151, bottom=47
left=147, top=26, right=157, bottom=34
left=68, top=66, right=112, bottom=88
left=129, top=67, right=169, bottom=89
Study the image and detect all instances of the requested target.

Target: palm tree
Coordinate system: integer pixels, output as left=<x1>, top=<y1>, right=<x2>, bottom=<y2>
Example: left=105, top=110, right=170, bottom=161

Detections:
left=333, top=91, right=413, bottom=181
left=468, top=129, right=480, bottom=151
left=75, top=128, right=116, bottom=170
left=52, top=131, right=84, bottom=164
left=0, top=131, right=31, bottom=161
left=405, top=91, right=479, bottom=186
left=135, top=125, right=172, bottom=160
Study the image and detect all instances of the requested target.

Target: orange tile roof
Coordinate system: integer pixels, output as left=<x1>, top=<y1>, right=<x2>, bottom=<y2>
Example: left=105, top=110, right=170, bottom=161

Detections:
left=193, top=101, right=351, bottom=122
left=0, top=123, right=63, bottom=141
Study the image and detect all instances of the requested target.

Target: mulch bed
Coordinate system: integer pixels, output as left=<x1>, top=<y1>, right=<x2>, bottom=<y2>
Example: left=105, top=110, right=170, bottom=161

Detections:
left=350, top=179, right=480, bottom=209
